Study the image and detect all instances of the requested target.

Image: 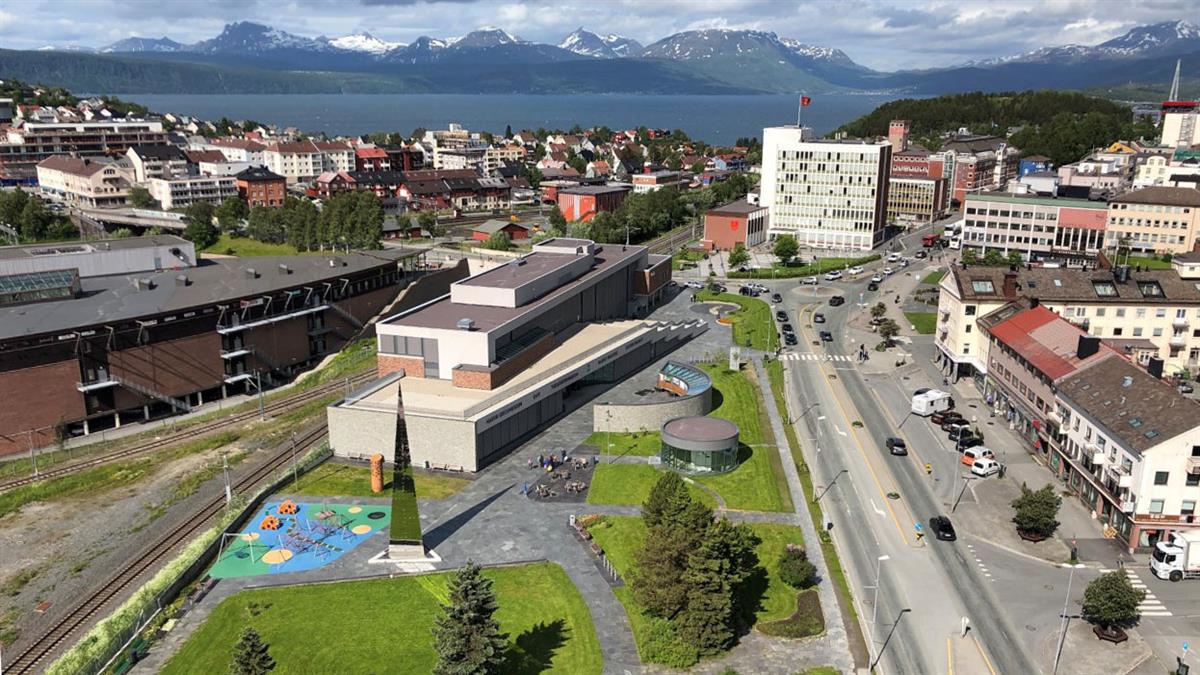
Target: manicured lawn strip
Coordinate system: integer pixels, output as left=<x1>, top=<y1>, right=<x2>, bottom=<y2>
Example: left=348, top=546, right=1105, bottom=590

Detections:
left=903, top=312, right=937, bottom=335
left=695, top=291, right=777, bottom=351
left=693, top=364, right=788, bottom=512
left=1124, top=255, right=1172, bottom=269
left=920, top=269, right=946, bottom=285
left=583, top=431, right=661, bottom=457
left=765, top=359, right=869, bottom=668
left=587, top=464, right=716, bottom=508
left=291, top=461, right=469, bottom=500
left=201, top=234, right=299, bottom=257
left=727, top=254, right=882, bottom=279
left=750, top=523, right=810, bottom=623
left=162, top=562, right=601, bottom=675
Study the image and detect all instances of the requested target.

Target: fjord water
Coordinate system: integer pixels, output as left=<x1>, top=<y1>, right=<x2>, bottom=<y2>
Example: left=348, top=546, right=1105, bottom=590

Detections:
left=126, top=93, right=901, bottom=143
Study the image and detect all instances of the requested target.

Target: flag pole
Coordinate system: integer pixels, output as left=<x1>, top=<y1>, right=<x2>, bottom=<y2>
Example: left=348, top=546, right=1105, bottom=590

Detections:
left=797, top=93, right=803, bottom=127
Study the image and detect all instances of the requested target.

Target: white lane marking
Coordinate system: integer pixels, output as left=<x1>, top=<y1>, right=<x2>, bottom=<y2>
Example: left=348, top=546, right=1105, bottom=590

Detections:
left=870, top=499, right=886, bottom=517
left=835, top=425, right=847, bottom=437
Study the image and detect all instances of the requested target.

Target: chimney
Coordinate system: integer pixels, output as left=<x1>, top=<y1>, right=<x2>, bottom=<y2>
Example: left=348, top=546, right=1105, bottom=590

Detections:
left=1122, top=375, right=1134, bottom=388
left=1002, top=271, right=1019, bottom=299
left=1148, top=356, right=1165, bottom=379
left=1076, top=335, right=1100, bottom=360
left=1029, top=297, right=1039, bottom=308
left=278, top=263, right=291, bottom=275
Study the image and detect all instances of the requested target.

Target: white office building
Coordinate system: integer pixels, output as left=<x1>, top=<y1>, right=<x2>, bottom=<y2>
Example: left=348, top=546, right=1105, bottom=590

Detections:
left=760, top=126, right=891, bottom=251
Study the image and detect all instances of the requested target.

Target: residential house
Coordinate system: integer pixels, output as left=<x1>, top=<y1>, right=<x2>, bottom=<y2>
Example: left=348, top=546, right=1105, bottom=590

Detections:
left=1106, top=187, right=1200, bottom=255
left=126, top=144, right=188, bottom=183
left=36, top=155, right=132, bottom=207
left=235, top=166, right=286, bottom=207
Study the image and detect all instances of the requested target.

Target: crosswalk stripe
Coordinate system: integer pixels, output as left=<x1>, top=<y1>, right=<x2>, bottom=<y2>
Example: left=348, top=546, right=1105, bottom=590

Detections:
left=1140, top=600, right=1162, bottom=606
left=1141, top=611, right=1173, bottom=616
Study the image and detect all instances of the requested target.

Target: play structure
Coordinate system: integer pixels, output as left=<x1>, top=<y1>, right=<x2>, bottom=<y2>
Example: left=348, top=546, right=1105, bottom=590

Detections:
left=211, top=501, right=391, bottom=579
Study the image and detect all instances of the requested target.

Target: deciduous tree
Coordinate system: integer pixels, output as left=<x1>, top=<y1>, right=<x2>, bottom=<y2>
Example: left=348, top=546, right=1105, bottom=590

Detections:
left=1082, top=571, right=1145, bottom=634
left=772, top=236, right=799, bottom=265
left=1011, top=483, right=1061, bottom=538
left=726, top=243, right=750, bottom=268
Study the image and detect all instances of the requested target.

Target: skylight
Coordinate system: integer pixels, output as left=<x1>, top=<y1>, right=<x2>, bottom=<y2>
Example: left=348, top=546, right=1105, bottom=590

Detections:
left=971, top=280, right=995, bottom=293
left=1092, top=281, right=1117, bottom=297
left=1138, top=281, right=1164, bottom=297
left=1129, top=418, right=1143, bottom=428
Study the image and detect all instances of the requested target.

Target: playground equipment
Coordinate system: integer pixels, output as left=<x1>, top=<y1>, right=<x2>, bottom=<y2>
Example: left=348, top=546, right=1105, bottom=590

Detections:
left=278, top=499, right=299, bottom=515
left=370, top=453, right=384, bottom=493
left=260, top=515, right=282, bottom=530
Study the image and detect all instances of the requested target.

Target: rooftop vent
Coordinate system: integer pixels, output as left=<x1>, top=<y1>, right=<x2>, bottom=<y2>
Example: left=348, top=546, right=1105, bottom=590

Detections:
left=278, top=263, right=291, bottom=275
left=457, top=318, right=476, bottom=331
left=1122, top=375, right=1134, bottom=388
left=245, top=268, right=258, bottom=279
left=134, top=277, right=154, bottom=291
left=175, top=274, right=188, bottom=287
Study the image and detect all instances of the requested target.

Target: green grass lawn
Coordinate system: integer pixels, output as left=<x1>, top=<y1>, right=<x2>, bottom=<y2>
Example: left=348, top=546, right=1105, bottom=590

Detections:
left=587, top=464, right=716, bottom=508
left=920, top=269, right=946, bottom=285
left=163, top=562, right=601, bottom=675
left=297, top=338, right=376, bottom=389
left=583, top=431, right=660, bottom=456
left=291, top=461, right=470, bottom=500
left=201, top=234, right=299, bottom=257
left=903, top=312, right=938, bottom=335
left=1124, top=255, right=1173, bottom=269
left=695, top=291, right=777, bottom=351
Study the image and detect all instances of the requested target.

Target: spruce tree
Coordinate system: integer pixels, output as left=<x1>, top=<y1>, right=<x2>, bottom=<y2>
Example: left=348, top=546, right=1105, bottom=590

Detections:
left=229, top=626, right=275, bottom=675
left=676, top=518, right=761, bottom=653
left=432, top=561, right=509, bottom=675
left=642, top=471, right=690, bottom=529
left=633, top=473, right=715, bottom=618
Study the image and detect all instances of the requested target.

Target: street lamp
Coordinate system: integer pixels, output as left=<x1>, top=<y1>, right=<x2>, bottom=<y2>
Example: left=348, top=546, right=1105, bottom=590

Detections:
left=870, top=608, right=912, bottom=671
left=871, top=555, right=890, bottom=627
left=814, top=468, right=847, bottom=503
left=790, top=401, right=820, bottom=426
left=1053, top=564, right=1086, bottom=675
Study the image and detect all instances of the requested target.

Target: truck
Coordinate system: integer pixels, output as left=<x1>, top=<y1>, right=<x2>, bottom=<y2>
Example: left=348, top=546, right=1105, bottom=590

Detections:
left=1151, top=530, right=1200, bottom=581
left=911, top=390, right=953, bottom=416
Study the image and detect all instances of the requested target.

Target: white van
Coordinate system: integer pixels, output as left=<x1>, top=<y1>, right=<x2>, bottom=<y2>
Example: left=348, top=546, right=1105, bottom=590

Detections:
left=911, top=390, right=952, bottom=416
left=971, top=457, right=1001, bottom=477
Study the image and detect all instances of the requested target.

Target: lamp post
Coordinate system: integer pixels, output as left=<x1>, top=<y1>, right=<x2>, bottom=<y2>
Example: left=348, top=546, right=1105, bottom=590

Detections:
left=871, top=554, right=891, bottom=627
left=1053, top=564, right=1086, bottom=675
left=870, top=608, right=912, bottom=672
left=814, top=468, right=847, bottom=503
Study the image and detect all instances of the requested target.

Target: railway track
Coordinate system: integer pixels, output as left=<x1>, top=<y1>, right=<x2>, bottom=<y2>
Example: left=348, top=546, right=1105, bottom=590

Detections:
left=1, top=423, right=332, bottom=674
left=646, top=225, right=696, bottom=255
left=0, top=371, right=373, bottom=494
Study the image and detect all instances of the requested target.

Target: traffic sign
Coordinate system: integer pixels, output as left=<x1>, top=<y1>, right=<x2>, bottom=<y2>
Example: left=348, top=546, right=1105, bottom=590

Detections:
left=914, top=522, right=924, bottom=532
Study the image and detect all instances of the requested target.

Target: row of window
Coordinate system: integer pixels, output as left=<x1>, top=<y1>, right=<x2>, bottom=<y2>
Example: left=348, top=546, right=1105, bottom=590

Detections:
left=965, top=206, right=1060, bottom=220
left=1112, top=203, right=1193, bottom=214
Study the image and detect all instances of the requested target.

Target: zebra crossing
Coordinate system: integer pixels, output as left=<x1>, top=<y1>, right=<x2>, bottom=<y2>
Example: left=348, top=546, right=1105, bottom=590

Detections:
left=780, top=352, right=855, bottom=362
left=1126, top=568, right=1172, bottom=617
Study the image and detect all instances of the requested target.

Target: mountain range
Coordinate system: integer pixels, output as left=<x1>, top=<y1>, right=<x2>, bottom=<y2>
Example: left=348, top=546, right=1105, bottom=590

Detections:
left=6, top=20, right=1200, bottom=97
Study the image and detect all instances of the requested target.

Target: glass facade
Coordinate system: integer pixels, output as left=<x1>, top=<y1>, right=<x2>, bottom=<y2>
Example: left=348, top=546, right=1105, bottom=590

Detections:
left=660, top=439, right=738, bottom=474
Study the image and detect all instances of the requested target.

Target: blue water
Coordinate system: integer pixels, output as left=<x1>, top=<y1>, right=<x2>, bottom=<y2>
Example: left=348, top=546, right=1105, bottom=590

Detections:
left=126, top=93, right=901, bottom=144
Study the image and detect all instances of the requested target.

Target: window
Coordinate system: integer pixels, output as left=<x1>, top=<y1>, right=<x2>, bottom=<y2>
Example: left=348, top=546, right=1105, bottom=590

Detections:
left=1136, top=308, right=1146, bottom=319
left=1157, top=308, right=1167, bottom=319
left=1155, top=471, right=1170, bottom=485
left=1188, top=473, right=1200, bottom=487
left=970, top=281, right=994, bottom=294
left=1117, top=308, right=1126, bottom=318
left=1133, top=327, right=1143, bottom=337
left=1154, top=328, right=1164, bottom=337
left=1113, top=327, right=1123, bottom=336
left=1185, top=501, right=1197, bottom=516
left=966, top=305, right=978, bottom=316
left=1150, top=499, right=1165, bottom=514
left=1096, top=308, right=1107, bottom=317
left=965, top=325, right=972, bottom=333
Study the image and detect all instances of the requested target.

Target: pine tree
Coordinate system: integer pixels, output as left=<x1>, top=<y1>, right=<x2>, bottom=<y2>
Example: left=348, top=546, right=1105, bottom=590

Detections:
left=229, top=626, right=275, bottom=675
left=432, top=561, right=509, bottom=675
left=642, top=471, right=690, bottom=529
left=676, top=518, right=761, bottom=654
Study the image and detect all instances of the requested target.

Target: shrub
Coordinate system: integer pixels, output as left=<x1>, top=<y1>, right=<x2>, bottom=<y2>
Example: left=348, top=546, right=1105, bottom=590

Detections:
left=757, top=589, right=825, bottom=638
left=778, top=546, right=817, bottom=589
left=1011, top=483, right=1061, bottom=538
left=641, top=615, right=700, bottom=668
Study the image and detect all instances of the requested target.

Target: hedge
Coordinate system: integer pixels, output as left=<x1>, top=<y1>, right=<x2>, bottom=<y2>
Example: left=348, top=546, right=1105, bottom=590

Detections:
left=727, top=254, right=882, bottom=279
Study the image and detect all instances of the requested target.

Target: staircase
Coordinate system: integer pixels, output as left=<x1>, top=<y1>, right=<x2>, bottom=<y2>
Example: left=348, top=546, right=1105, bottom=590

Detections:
left=112, top=376, right=192, bottom=413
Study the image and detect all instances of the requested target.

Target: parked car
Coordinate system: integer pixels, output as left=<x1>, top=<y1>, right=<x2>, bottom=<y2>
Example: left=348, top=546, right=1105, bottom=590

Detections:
left=712, top=284, right=727, bottom=293
left=1179, top=383, right=1195, bottom=394
left=784, top=333, right=799, bottom=346
left=813, top=313, right=826, bottom=323
left=915, top=250, right=927, bottom=259
left=751, top=283, right=769, bottom=293
left=824, top=271, right=843, bottom=281
left=957, top=436, right=984, bottom=449
left=885, top=437, right=908, bottom=456
left=776, top=310, right=789, bottom=322
left=883, top=267, right=895, bottom=275
left=961, top=446, right=995, bottom=466
left=913, top=387, right=931, bottom=396
left=871, top=274, right=884, bottom=283
left=819, top=330, right=833, bottom=342
left=829, top=296, right=845, bottom=306
left=971, top=457, right=1001, bottom=477
left=782, top=323, right=795, bottom=333
left=930, top=516, right=957, bottom=541
left=801, top=276, right=819, bottom=285
left=887, top=253, right=901, bottom=262
left=848, top=266, right=864, bottom=275
left=867, top=282, right=880, bottom=292
left=685, top=280, right=704, bottom=289
left=931, top=410, right=963, bottom=425
left=771, top=293, right=783, bottom=303
left=941, top=418, right=970, bottom=433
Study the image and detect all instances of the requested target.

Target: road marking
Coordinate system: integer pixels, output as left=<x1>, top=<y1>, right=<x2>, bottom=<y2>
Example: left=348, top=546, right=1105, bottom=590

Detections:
left=947, top=636, right=954, bottom=675
left=871, top=499, right=886, bottom=517
left=972, top=633, right=998, bottom=675
left=835, top=425, right=847, bottom=437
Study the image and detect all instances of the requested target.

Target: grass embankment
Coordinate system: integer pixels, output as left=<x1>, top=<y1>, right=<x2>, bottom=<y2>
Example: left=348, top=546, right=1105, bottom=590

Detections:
left=289, top=461, right=470, bottom=501
left=587, top=516, right=815, bottom=668
left=920, top=269, right=947, bottom=285
left=672, top=249, right=706, bottom=270
left=583, top=431, right=660, bottom=457
left=903, top=312, right=938, bottom=335
left=201, top=235, right=299, bottom=257
left=765, top=359, right=869, bottom=668
left=695, top=290, right=776, bottom=351
left=585, top=364, right=789, bottom=513
left=162, top=562, right=602, bottom=675
left=297, top=338, right=376, bottom=389
left=727, top=254, right=882, bottom=279
left=1123, top=255, right=1173, bottom=270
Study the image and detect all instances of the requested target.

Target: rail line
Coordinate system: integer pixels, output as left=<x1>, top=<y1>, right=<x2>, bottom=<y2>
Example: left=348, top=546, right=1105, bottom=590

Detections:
left=645, top=224, right=696, bottom=255
left=1, top=423, right=331, bottom=674
left=0, top=371, right=373, bottom=494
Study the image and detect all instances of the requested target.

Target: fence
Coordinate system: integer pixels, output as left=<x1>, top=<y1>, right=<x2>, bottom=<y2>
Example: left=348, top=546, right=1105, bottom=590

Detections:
left=51, top=445, right=334, bottom=675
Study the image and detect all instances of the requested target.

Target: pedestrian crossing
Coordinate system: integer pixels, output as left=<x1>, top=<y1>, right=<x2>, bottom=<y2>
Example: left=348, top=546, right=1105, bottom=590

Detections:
left=780, top=352, right=854, bottom=362
left=1126, top=568, right=1173, bottom=617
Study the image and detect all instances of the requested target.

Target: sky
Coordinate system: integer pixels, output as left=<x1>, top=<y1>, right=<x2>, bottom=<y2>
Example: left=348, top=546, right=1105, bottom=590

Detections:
left=0, top=0, right=1197, bottom=70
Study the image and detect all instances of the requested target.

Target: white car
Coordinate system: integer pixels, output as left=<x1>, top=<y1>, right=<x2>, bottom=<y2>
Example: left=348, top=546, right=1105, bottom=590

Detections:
left=848, top=266, right=864, bottom=275
left=824, top=271, right=842, bottom=281
left=887, top=253, right=901, bottom=262
left=685, top=281, right=704, bottom=289
left=970, top=457, right=1001, bottom=477
left=882, top=267, right=894, bottom=276
left=871, top=274, right=884, bottom=283
left=801, top=276, right=819, bottom=285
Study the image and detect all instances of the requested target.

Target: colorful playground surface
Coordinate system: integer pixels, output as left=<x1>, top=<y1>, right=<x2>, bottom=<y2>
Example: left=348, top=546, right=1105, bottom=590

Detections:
left=210, top=501, right=391, bottom=579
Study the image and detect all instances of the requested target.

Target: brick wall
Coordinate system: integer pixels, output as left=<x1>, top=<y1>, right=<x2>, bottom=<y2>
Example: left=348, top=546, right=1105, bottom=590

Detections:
left=379, top=354, right=424, bottom=378
left=108, top=332, right=224, bottom=398
left=451, top=332, right=557, bottom=391
left=0, top=359, right=86, bottom=457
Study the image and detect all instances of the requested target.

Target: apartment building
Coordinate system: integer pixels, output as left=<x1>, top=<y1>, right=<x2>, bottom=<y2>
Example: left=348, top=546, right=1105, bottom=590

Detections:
left=198, top=137, right=267, bottom=165
left=0, top=120, right=168, bottom=169
left=484, top=145, right=526, bottom=173
left=264, top=140, right=353, bottom=183
left=886, top=176, right=948, bottom=224
left=36, top=155, right=132, bottom=207
left=961, top=192, right=1108, bottom=258
left=1161, top=101, right=1200, bottom=148
left=126, top=145, right=188, bottom=183
left=235, top=167, right=286, bottom=207
left=147, top=174, right=237, bottom=210
left=760, top=126, right=890, bottom=251
left=1105, top=186, right=1200, bottom=255
left=936, top=261, right=1200, bottom=383
left=1132, top=151, right=1200, bottom=188
left=943, top=136, right=1019, bottom=204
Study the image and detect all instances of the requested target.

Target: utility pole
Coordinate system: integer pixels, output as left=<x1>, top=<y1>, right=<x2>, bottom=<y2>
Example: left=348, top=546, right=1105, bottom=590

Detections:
left=1053, top=564, right=1085, bottom=675
left=26, top=430, right=38, bottom=479
left=256, top=370, right=264, bottom=420
left=870, top=608, right=912, bottom=672
left=290, top=432, right=299, bottom=486
left=222, top=452, right=232, bottom=505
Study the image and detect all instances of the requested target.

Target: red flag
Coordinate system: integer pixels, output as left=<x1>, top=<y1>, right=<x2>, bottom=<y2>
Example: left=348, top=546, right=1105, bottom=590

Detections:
left=801, top=96, right=812, bottom=107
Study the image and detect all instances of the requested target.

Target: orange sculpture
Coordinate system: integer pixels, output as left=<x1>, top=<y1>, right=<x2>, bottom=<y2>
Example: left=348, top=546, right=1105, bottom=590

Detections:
left=370, top=453, right=384, bottom=494
left=278, top=499, right=298, bottom=515
left=261, top=515, right=281, bottom=531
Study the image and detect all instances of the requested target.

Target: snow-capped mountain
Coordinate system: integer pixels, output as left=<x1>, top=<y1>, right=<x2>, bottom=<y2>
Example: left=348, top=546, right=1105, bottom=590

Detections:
left=1098, top=20, right=1200, bottom=55
left=102, top=37, right=183, bottom=53
left=641, top=29, right=860, bottom=68
left=973, top=20, right=1200, bottom=66
left=384, top=29, right=580, bottom=65
left=189, top=22, right=343, bottom=55
left=778, top=37, right=863, bottom=69
left=558, top=28, right=642, bottom=58
left=323, top=32, right=402, bottom=56
left=451, top=28, right=527, bottom=49
left=36, top=45, right=97, bottom=53
left=382, top=36, right=449, bottom=64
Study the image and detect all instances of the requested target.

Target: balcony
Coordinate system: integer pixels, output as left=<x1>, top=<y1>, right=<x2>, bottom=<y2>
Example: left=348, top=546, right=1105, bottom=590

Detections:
left=1107, top=465, right=1134, bottom=488
left=1092, top=450, right=1107, bottom=465
left=1121, top=499, right=1136, bottom=513
left=1171, top=334, right=1188, bottom=348
left=1174, top=316, right=1190, bottom=328
left=1188, top=457, right=1200, bottom=475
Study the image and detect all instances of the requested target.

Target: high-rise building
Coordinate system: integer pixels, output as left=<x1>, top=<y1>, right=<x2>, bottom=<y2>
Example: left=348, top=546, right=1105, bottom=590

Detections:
left=759, top=126, right=891, bottom=251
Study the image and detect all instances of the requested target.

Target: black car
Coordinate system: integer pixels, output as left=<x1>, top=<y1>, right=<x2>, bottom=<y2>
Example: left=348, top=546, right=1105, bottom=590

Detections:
left=930, top=410, right=963, bottom=425
left=712, top=284, right=727, bottom=293
left=771, top=293, right=783, bottom=303
left=913, top=387, right=930, bottom=396
left=813, top=313, right=826, bottom=323
left=776, top=310, right=789, bottom=322
left=930, top=516, right=957, bottom=541
left=784, top=333, right=798, bottom=346
left=819, top=330, right=833, bottom=342
left=782, top=323, right=795, bottom=333
left=942, top=419, right=971, bottom=433
left=958, top=436, right=984, bottom=450
left=915, top=250, right=928, bottom=259
left=867, top=282, right=879, bottom=292
left=829, top=296, right=845, bottom=306
left=885, top=437, right=908, bottom=456
left=947, top=427, right=975, bottom=443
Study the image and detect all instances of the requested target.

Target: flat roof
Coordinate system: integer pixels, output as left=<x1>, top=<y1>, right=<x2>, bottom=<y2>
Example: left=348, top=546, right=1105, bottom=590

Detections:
left=559, top=185, right=631, bottom=195
left=458, top=251, right=581, bottom=290
left=0, top=235, right=191, bottom=262
left=0, top=249, right=420, bottom=341
left=707, top=198, right=764, bottom=217
left=965, top=192, right=1101, bottom=209
left=662, top=416, right=738, bottom=442
left=387, top=244, right=643, bottom=332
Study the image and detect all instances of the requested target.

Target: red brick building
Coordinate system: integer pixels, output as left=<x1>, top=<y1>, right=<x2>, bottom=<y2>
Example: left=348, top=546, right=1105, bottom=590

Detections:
left=354, top=146, right=391, bottom=171
left=557, top=185, right=631, bottom=222
left=234, top=166, right=286, bottom=207
left=701, top=198, right=769, bottom=251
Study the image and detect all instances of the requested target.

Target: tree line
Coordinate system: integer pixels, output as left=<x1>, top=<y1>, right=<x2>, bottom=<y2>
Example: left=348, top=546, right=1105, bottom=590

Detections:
left=182, top=192, right=384, bottom=252
left=0, top=189, right=78, bottom=242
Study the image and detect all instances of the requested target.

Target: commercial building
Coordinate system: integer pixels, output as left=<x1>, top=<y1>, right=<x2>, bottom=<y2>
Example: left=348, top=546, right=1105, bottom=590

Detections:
left=235, top=167, right=287, bottom=207
left=760, top=126, right=890, bottom=251
left=886, top=176, right=949, bottom=224
left=329, top=238, right=685, bottom=471
left=0, top=119, right=169, bottom=170
left=961, top=192, right=1108, bottom=259
left=557, top=185, right=631, bottom=222
left=147, top=174, right=237, bottom=210
left=1161, top=101, right=1200, bottom=148
left=126, top=145, right=188, bottom=183
left=701, top=198, right=769, bottom=251
left=36, top=155, right=132, bottom=208
left=943, top=135, right=1020, bottom=204
left=631, top=170, right=685, bottom=194
left=1105, top=187, right=1200, bottom=255
left=0, top=238, right=423, bottom=456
